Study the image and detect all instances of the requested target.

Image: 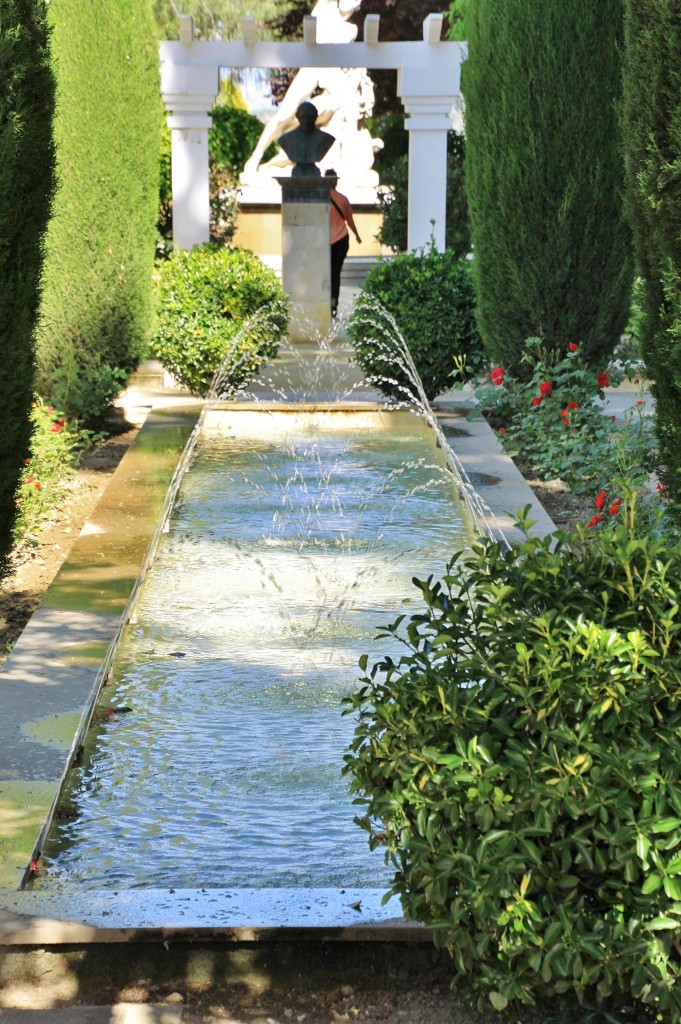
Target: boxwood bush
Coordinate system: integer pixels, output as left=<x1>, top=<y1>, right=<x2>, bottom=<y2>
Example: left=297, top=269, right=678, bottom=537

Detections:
left=344, top=499, right=681, bottom=1020
left=151, top=244, right=288, bottom=396
left=347, top=246, right=483, bottom=401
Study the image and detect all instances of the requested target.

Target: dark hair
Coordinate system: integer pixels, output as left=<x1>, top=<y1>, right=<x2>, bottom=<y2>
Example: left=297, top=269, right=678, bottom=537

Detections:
left=324, top=168, right=337, bottom=177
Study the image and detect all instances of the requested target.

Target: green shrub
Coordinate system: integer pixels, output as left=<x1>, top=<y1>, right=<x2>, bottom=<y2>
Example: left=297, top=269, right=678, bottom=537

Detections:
left=37, top=0, right=161, bottom=424
left=463, top=0, right=634, bottom=372
left=208, top=104, right=276, bottom=171
left=14, top=398, right=96, bottom=545
left=344, top=499, right=681, bottom=1020
left=622, top=0, right=681, bottom=511
left=473, top=337, right=656, bottom=496
left=0, top=0, right=56, bottom=572
left=348, top=247, right=483, bottom=401
left=151, top=244, right=288, bottom=396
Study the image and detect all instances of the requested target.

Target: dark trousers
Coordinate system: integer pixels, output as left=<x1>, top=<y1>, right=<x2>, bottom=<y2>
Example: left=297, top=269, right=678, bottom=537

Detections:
left=330, top=234, right=349, bottom=312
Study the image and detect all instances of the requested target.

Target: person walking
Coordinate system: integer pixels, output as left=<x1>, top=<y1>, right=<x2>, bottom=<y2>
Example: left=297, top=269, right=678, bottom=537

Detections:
left=326, top=170, right=361, bottom=317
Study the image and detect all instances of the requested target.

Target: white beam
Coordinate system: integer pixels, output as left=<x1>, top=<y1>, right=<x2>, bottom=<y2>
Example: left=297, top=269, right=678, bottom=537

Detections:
left=363, top=14, right=380, bottom=46
left=423, top=13, right=443, bottom=44
left=241, top=15, right=256, bottom=47
left=303, top=16, right=317, bottom=45
left=159, top=39, right=466, bottom=72
left=178, top=15, right=194, bottom=45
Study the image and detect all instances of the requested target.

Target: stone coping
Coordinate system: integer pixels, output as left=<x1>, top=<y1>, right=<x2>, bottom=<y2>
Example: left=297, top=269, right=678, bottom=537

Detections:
left=0, top=888, right=425, bottom=945
left=0, top=394, right=555, bottom=945
left=0, top=407, right=201, bottom=898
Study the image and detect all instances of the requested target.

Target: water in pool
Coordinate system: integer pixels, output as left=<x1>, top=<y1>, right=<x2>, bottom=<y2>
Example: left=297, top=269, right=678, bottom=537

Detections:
left=37, top=412, right=470, bottom=891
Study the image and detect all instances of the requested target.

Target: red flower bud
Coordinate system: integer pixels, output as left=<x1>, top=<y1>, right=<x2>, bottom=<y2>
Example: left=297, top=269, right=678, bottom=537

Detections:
left=490, top=367, right=505, bottom=386
left=608, top=499, right=622, bottom=515
left=636, top=400, right=645, bottom=407
left=597, top=372, right=609, bottom=388
left=497, top=426, right=506, bottom=434
left=569, top=343, right=578, bottom=352
left=587, top=514, right=604, bottom=529
left=539, top=381, right=552, bottom=396
left=566, top=401, right=579, bottom=411
left=531, top=396, right=543, bottom=407
left=595, top=490, right=607, bottom=510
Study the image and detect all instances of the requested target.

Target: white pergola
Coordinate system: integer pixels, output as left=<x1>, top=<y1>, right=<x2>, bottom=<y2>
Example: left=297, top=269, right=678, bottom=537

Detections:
left=160, top=13, right=466, bottom=252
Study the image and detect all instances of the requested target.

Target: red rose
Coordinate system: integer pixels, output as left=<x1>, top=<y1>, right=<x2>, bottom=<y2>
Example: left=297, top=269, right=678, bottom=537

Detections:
left=497, top=426, right=506, bottom=434
left=539, top=381, right=552, bottom=396
left=597, top=372, right=609, bottom=388
left=490, top=367, right=505, bottom=386
left=566, top=401, right=579, bottom=411
left=569, top=343, right=578, bottom=352
left=595, top=490, right=607, bottom=511
left=531, top=396, right=543, bottom=407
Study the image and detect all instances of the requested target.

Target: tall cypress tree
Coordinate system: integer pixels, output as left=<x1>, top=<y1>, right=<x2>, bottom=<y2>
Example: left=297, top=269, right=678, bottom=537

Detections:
left=464, top=0, right=633, bottom=371
left=0, top=0, right=55, bottom=570
left=622, top=0, right=681, bottom=502
left=37, top=0, right=161, bottom=423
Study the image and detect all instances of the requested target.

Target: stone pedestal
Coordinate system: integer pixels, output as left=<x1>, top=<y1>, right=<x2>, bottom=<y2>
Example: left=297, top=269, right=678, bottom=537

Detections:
left=277, top=177, right=333, bottom=343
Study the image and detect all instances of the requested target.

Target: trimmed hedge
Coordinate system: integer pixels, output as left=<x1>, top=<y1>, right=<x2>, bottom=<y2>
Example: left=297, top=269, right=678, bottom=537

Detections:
left=36, top=0, right=161, bottom=424
left=348, top=247, right=483, bottom=400
left=0, top=0, right=55, bottom=570
left=151, top=244, right=288, bottom=397
left=622, top=0, right=681, bottom=507
left=464, top=0, right=633, bottom=372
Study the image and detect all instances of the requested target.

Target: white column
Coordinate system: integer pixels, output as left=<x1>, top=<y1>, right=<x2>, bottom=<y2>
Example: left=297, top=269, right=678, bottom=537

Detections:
left=160, top=62, right=219, bottom=250
left=397, top=67, right=461, bottom=253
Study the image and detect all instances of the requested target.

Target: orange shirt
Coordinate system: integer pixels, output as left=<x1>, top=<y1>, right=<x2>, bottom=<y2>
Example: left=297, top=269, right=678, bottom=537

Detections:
left=330, top=189, right=358, bottom=244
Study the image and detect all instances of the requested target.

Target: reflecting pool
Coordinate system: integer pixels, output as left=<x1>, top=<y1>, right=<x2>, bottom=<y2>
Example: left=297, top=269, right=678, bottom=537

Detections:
left=36, top=410, right=470, bottom=891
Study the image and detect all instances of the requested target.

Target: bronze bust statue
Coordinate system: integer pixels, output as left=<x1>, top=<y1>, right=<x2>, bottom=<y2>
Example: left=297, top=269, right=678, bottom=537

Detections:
left=278, top=101, right=335, bottom=178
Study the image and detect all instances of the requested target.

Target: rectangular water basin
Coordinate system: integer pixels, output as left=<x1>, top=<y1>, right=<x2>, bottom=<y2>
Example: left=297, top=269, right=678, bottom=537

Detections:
left=15, top=407, right=472, bottom=930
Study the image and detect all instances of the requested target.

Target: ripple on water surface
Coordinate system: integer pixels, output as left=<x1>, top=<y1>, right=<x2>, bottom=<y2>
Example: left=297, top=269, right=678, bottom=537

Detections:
left=37, top=421, right=470, bottom=891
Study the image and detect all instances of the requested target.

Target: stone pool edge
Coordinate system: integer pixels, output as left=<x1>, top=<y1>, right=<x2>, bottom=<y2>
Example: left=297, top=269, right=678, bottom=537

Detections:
left=0, top=397, right=555, bottom=944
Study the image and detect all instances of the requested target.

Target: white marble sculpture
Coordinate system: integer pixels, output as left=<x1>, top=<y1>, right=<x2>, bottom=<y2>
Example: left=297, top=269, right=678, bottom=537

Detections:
left=240, top=0, right=383, bottom=189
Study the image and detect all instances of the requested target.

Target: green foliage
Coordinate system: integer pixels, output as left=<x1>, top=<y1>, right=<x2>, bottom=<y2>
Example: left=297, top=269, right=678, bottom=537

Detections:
left=348, top=247, right=483, bottom=401
left=621, top=0, right=681, bottom=510
left=464, top=0, right=633, bottom=372
left=344, top=499, right=681, bottom=1020
left=0, top=0, right=55, bottom=572
left=473, top=338, right=656, bottom=496
left=47, top=357, right=128, bottom=426
left=151, top=244, right=288, bottom=396
left=13, top=398, right=96, bottom=545
left=152, top=0, right=278, bottom=41
left=37, top=0, right=161, bottom=424
left=375, top=125, right=470, bottom=257
left=209, top=104, right=275, bottom=170
left=446, top=0, right=474, bottom=40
